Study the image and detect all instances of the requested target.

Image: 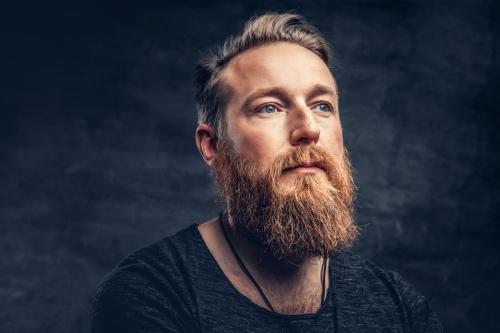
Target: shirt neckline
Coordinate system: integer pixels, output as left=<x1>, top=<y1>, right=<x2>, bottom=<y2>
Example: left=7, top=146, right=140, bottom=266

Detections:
left=189, top=222, right=336, bottom=321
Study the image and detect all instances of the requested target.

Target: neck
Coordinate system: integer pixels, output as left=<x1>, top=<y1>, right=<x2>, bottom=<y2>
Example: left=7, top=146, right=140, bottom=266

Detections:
left=225, top=214, right=321, bottom=279
left=222, top=212, right=329, bottom=314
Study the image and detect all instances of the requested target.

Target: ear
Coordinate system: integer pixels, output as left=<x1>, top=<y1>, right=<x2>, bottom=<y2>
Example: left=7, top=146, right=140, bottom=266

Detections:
left=195, top=124, right=218, bottom=167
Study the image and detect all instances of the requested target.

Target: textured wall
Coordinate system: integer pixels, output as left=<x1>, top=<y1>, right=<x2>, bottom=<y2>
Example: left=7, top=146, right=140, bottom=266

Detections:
left=1, top=1, right=499, bottom=332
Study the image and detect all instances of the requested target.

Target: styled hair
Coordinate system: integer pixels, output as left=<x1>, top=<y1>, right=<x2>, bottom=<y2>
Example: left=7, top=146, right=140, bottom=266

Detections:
left=194, top=12, right=332, bottom=139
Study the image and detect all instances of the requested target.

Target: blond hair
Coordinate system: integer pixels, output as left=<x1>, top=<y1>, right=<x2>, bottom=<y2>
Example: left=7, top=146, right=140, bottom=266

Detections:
left=194, top=13, right=332, bottom=138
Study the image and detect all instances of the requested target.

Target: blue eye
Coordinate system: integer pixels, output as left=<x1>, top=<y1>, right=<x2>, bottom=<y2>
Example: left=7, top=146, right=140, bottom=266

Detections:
left=258, top=105, right=277, bottom=114
left=315, top=103, right=331, bottom=112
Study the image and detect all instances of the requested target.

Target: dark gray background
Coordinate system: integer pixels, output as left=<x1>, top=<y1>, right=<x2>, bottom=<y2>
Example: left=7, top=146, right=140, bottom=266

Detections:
left=1, top=1, right=499, bottom=332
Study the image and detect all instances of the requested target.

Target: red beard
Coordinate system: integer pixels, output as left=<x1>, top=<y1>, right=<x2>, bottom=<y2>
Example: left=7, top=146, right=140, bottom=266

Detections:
left=213, top=139, right=358, bottom=264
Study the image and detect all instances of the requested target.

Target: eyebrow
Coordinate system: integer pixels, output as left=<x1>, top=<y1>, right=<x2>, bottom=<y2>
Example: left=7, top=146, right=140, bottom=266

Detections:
left=241, top=84, right=338, bottom=111
left=306, top=84, right=337, bottom=101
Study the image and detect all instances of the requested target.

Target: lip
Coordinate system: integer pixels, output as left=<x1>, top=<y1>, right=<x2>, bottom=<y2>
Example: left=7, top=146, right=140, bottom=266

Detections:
left=301, top=163, right=316, bottom=168
left=283, top=163, right=323, bottom=174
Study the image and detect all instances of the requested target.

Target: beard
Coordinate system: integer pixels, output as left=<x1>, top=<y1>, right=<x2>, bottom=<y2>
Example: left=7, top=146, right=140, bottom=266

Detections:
left=212, top=138, right=358, bottom=264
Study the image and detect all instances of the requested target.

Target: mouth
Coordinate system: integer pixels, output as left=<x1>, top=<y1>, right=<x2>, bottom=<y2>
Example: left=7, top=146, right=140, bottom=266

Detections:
left=283, top=162, right=324, bottom=174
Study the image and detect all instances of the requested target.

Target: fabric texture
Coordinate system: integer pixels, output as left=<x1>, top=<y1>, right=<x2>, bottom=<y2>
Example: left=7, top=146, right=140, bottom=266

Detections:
left=91, top=224, right=443, bottom=332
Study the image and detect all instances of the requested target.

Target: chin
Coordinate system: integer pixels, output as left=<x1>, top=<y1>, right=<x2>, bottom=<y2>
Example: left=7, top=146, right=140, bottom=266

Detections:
left=278, top=172, right=329, bottom=193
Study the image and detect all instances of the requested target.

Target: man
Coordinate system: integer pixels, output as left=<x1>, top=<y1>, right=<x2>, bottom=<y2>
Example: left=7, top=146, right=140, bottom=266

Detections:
left=91, top=13, right=443, bottom=332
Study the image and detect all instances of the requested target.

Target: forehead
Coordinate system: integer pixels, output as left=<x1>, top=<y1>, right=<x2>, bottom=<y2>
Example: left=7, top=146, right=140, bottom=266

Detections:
left=221, top=42, right=337, bottom=101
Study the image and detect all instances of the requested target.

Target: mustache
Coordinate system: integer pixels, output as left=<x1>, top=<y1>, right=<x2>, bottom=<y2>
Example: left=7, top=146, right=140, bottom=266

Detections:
left=269, top=145, right=337, bottom=175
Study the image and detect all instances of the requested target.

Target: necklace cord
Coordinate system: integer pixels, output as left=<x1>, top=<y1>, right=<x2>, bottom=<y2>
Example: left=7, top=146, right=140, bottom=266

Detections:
left=219, top=211, right=328, bottom=314
left=321, top=254, right=328, bottom=304
left=219, top=212, right=276, bottom=312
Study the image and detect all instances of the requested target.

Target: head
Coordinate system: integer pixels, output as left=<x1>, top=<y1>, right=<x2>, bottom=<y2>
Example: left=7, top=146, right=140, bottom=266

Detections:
left=195, top=13, right=358, bottom=263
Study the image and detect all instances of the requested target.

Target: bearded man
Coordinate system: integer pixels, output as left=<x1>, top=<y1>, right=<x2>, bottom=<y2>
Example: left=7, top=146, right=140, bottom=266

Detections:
left=91, top=13, right=443, bottom=332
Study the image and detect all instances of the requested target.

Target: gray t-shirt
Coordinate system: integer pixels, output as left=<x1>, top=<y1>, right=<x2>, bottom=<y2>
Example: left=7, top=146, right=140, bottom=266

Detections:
left=91, top=223, right=443, bottom=332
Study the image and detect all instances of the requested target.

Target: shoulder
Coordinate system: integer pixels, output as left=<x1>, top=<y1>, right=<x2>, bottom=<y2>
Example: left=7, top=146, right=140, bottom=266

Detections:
left=333, top=250, right=429, bottom=304
left=103, top=223, right=201, bottom=286
left=333, top=251, right=443, bottom=332
left=91, top=224, right=202, bottom=333
left=95, top=223, right=202, bottom=296
left=334, top=251, right=409, bottom=287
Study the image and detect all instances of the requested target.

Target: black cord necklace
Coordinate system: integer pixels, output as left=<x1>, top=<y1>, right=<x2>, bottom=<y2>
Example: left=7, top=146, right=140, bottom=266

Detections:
left=219, top=212, right=328, bottom=314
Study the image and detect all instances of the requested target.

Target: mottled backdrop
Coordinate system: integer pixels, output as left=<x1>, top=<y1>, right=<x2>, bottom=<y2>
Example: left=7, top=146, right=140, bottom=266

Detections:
left=1, top=1, right=499, bottom=332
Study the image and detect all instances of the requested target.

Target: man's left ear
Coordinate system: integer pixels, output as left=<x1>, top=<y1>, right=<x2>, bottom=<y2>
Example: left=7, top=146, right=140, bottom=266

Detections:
left=195, top=124, right=218, bottom=167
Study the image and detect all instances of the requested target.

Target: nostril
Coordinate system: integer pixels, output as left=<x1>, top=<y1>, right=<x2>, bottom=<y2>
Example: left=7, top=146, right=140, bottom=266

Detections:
left=297, top=136, right=313, bottom=145
left=291, top=127, right=320, bottom=146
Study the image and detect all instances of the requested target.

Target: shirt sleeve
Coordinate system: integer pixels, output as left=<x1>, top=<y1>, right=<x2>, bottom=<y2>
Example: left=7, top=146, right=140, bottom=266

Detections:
left=91, top=258, right=197, bottom=333
left=387, top=270, right=444, bottom=333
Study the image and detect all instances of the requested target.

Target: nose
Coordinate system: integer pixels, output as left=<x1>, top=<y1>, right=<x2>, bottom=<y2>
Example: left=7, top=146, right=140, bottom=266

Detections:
left=289, top=106, right=320, bottom=146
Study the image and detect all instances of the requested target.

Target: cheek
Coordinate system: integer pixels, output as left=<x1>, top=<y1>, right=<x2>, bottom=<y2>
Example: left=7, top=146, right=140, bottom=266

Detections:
left=335, top=126, right=344, bottom=150
left=227, top=120, right=286, bottom=163
left=320, top=122, right=344, bottom=156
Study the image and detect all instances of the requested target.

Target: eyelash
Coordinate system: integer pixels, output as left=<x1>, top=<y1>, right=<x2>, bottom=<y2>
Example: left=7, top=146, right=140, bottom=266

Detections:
left=255, top=103, right=334, bottom=114
left=256, top=104, right=279, bottom=114
left=313, top=103, right=334, bottom=113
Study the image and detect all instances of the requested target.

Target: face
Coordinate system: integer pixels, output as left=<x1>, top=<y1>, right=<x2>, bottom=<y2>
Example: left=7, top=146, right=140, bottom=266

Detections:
left=207, top=42, right=357, bottom=262
left=221, top=42, right=344, bottom=189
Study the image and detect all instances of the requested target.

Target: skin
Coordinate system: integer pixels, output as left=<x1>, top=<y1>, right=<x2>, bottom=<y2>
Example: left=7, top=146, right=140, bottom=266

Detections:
left=195, top=42, right=345, bottom=314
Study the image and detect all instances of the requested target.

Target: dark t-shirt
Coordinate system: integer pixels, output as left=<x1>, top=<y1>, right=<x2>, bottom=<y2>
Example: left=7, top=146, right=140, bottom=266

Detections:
left=91, top=224, right=443, bottom=332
